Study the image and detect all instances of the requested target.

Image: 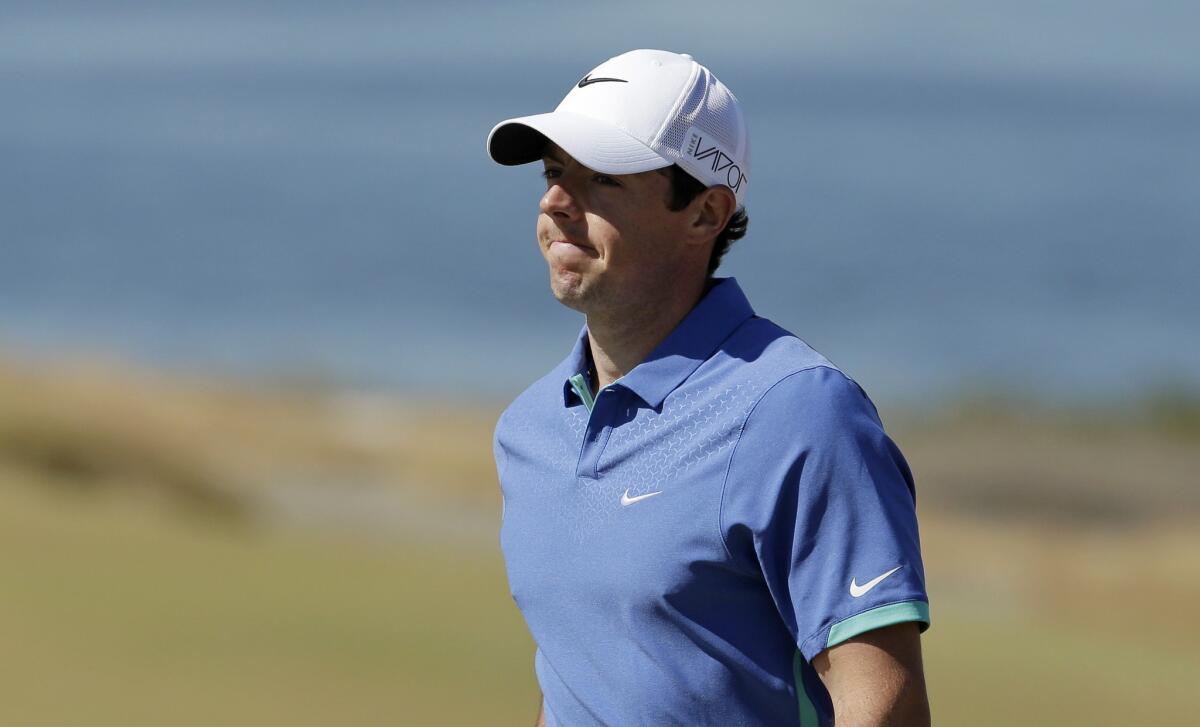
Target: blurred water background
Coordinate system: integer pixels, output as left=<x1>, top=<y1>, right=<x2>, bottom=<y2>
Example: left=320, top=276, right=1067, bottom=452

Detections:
left=1, top=1, right=1198, bottom=725
left=3, top=0, right=1197, bottom=406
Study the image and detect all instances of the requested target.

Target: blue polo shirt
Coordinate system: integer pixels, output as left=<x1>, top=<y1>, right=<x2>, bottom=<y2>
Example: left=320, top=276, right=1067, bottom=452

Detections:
left=493, top=278, right=929, bottom=727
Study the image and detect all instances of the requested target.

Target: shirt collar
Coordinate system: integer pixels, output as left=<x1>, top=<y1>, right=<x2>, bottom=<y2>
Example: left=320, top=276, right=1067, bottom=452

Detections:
left=560, top=277, right=755, bottom=410
left=560, top=324, right=595, bottom=408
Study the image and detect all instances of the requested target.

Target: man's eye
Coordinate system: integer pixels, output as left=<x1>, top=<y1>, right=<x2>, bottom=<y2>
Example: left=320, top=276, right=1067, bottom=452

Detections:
left=541, top=168, right=561, bottom=180
left=593, top=174, right=620, bottom=186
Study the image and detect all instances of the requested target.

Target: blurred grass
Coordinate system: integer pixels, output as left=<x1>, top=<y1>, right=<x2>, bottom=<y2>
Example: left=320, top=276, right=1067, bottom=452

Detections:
left=0, top=479, right=536, bottom=726
left=2, top=353, right=1199, bottom=725
left=920, top=511, right=1200, bottom=725
left=0, top=357, right=502, bottom=507
left=927, top=612, right=1200, bottom=725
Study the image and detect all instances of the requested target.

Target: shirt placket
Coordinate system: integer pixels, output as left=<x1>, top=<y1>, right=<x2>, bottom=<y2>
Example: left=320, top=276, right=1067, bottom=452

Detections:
left=573, top=384, right=619, bottom=481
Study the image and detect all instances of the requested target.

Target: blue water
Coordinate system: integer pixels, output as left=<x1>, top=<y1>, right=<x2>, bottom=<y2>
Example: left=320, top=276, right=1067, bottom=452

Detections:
left=2, top=3, right=1197, bottom=406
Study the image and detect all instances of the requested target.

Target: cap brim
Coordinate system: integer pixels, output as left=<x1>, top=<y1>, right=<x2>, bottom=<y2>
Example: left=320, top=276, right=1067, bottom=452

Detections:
left=486, top=111, right=671, bottom=175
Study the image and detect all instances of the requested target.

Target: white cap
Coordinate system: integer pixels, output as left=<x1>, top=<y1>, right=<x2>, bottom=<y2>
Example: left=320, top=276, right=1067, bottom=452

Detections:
left=487, top=49, right=750, bottom=206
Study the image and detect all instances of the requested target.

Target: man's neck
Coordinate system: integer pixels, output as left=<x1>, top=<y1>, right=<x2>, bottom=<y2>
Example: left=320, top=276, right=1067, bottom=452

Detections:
left=584, top=276, right=711, bottom=392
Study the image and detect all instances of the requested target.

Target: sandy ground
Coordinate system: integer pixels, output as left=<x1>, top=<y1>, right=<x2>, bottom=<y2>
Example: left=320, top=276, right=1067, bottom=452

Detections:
left=2, top=354, right=1198, bottom=724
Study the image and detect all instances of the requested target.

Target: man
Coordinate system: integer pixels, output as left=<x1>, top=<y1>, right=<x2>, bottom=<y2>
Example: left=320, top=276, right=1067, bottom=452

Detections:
left=487, top=49, right=930, bottom=726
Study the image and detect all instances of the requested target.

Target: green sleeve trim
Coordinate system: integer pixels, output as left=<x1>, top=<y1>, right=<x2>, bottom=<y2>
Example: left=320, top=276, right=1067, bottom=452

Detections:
left=568, top=373, right=595, bottom=412
left=826, top=600, right=930, bottom=649
left=792, top=650, right=820, bottom=727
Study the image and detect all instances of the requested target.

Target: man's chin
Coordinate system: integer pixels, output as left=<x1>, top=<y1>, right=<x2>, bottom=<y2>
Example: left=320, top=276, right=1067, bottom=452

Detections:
left=548, top=271, right=593, bottom=313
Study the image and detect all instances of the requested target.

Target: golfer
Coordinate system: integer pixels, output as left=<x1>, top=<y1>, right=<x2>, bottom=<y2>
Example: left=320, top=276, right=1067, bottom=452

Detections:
left=488, top=49, right=930, bottom=727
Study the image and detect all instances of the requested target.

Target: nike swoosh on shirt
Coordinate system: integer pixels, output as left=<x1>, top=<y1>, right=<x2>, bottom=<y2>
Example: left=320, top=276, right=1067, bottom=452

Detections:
left=620, top=489, right=663, bottom=507
left=849, top=565, right=903, bottom=598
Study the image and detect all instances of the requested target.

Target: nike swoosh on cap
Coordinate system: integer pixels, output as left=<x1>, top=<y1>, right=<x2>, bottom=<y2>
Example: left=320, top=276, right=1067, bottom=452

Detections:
left=577, top=75, right=628, bottom=87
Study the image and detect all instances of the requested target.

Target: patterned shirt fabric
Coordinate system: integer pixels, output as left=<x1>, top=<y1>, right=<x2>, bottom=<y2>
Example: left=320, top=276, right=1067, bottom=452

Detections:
left=493, top=277, right=929, bottom=727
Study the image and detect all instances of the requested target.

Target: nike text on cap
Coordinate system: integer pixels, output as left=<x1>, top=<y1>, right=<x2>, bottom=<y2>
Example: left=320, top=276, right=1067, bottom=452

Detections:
left=486, top=49, right=751, bottom=207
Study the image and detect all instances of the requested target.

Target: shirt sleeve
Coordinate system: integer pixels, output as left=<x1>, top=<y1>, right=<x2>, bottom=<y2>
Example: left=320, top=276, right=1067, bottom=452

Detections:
left=719, top=365, right=930, bottom=663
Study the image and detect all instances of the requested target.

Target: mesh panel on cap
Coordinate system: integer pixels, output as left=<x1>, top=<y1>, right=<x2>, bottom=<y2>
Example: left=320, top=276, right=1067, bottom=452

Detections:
left=657, top=73, right=735, bottom=155
left=653, top=67, right=748, bottom=202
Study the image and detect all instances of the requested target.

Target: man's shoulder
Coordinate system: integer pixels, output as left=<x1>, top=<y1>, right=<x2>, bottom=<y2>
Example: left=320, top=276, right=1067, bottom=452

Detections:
left=494, top=360, right=573, bottom=434
left=716, top=315, right=879, bottom=424
left=717, top=314, right=847, bottom=386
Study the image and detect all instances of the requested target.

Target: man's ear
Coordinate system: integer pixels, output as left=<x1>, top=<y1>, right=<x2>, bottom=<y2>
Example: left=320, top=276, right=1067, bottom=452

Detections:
left=686, top=186, right=737, bottom=248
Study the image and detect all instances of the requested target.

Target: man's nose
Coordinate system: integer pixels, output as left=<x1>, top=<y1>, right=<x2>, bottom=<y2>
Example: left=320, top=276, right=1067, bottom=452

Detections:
left=540, top=182, right=581, bottom=220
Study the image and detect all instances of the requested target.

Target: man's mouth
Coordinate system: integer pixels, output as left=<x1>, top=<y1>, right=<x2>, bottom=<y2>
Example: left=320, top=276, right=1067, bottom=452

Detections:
left=548, top=237, right=599, bottom=261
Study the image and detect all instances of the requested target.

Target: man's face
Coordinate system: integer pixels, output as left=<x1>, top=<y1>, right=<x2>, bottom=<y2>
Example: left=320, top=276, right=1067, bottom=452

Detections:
left=537, top=143, right=692, bottom=314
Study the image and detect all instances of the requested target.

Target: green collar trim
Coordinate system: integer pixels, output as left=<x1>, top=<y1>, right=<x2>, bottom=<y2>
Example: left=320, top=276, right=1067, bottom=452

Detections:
left=568, top=373, right=595, bottom=413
